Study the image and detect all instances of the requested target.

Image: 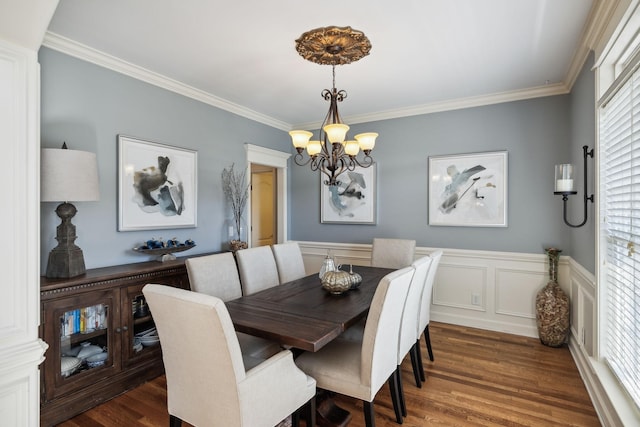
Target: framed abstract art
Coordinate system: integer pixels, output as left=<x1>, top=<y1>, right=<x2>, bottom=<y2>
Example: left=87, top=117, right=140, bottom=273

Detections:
left=118, top=135, right=197, bottom=231
left=428, top=151, right=507, bottom=227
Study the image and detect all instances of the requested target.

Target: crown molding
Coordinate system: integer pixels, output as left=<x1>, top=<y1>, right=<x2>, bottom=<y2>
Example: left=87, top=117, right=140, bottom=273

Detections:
left=292, top=82, right=570, bottom=129
left=41, top=32, right=291, bottom=131
left=43, top=22, right=598, bottom=133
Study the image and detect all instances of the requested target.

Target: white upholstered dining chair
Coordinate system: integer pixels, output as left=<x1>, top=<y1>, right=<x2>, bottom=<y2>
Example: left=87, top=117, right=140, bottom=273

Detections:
left=143, top=284, right=316, bottom=427
left=416, top=249, right=443, bottom=381
left=337, top=256, right=432, bottom=419
left=395, top=255, right=432, bottom=417
left=295, top=266, right=415, bottom=427
left=185, top=252, right=281, bottom=358
left=235, top=246, right=280, bottom=295
left=271, top=242, right=306, bottom=284
left=370, top=238, right=416, bottom=269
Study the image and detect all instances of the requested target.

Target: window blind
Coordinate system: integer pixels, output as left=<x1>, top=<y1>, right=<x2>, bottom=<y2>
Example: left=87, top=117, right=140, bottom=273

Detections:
left=600, top=67, right=640, bottom=408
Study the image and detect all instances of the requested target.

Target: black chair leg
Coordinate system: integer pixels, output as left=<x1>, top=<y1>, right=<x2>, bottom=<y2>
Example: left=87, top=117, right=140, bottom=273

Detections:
left=292, top=396, right=315, bottom=427
left=396, top=367, right=407, bottom=417
left=415, top=339, right=426, bottom=382
left=409, top=343, right=422, bottom=388
left=424, top=325, right=434, bottom=361
left=388, top=370, right=403, bottom=424
left=306, top=396, right=316, bottom=427
left=363, top=400, right=376, bottom=427
left=169, top=415, right=182, bottom=427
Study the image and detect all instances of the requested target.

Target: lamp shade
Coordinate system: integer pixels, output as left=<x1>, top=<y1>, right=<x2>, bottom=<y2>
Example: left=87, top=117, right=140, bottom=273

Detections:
left=41, top=148, right=100, bottom=202
left=289, top=130, right=313, bottom=149
left=355, top=132, right=378, bottom=151
left=306, top=140, right=322, bottom=156
left=323, top=123, right=349, bottom=144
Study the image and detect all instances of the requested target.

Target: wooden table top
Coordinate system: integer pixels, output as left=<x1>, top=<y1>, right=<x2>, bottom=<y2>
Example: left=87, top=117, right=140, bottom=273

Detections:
left=226, top=265, right=394, bottom=352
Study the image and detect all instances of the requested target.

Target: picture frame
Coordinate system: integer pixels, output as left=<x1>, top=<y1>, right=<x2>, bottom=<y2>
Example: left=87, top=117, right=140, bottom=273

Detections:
left=118, top=135, right=197, bottom=231
left=321, top=164, right=377, bottom=224
left=428, top=151, right=507, bottom=227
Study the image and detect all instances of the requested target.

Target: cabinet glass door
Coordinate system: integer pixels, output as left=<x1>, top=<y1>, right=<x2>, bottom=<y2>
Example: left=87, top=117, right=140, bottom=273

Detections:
left=122, top=284, right=162, bottom=367
left=43, top=289, right=120, bottom=400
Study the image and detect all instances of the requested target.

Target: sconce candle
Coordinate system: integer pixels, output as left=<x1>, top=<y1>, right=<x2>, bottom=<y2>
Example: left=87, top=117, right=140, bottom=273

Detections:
left=553, top=146, right=594, bottom=228
left=554, top=164, right=575, bottom=193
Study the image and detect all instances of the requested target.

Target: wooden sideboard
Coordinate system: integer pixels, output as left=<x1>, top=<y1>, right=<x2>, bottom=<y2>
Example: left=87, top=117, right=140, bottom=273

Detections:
left=39, top=257, right=192, bottom=426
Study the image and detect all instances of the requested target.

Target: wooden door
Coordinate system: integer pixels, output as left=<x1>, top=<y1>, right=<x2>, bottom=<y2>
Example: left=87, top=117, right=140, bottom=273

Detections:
left=251, top=167, right=276, bottom=247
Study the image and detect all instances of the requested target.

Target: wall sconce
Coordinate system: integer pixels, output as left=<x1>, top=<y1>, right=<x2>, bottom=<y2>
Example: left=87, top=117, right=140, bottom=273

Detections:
left=41, top=143, right=100, bottom=278
left=554, top=145, right=594, bottom=228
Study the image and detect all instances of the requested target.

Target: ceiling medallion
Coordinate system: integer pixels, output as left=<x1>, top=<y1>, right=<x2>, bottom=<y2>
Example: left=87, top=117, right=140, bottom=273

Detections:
left=295, top=26, right=371, bottom=66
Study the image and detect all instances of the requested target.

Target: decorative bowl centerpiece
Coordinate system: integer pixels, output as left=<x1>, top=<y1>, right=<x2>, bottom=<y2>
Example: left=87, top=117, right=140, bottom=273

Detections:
left=321, top=265, right=363, bottom=295
left=321, top=269, right=353, bottom=295
left=133, top=238, right=196, bottom=262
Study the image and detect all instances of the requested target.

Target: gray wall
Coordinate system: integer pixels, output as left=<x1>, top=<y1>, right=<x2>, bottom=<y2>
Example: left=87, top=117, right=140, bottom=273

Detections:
left=568, top=52, right=596, bottom=273
left=39, top=47, right=290, bottom=272
left=290, top=97, right=574, bottom=255
left=40, top=47, right=595, bottom=273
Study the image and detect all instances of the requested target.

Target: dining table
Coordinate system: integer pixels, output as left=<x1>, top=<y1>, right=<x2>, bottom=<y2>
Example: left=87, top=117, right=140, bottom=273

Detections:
left=225, top=264, right=395, bottom=427
left=225, top=265, right=395, bottom=353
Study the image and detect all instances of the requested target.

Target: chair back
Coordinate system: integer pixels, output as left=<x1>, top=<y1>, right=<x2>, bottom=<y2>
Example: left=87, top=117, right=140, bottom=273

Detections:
left=236, top=246, right=280, bottom=295
left=186, top=252, right=242, bottom=301
left=142, top=284, right=246, bottom=426
left=271, top=242, right=306, bottom=283
left=361, top=266, right=414, bottom=392
left=371, top=238, right=416, bottom=269
left=417, top=250, right=443, bottom=334
left=398, top=256, right=432, bottom=362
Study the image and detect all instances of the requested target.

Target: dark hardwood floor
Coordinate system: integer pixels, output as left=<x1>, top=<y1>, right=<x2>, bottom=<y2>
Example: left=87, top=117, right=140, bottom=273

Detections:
left=57, top=322, right=601, bottom=426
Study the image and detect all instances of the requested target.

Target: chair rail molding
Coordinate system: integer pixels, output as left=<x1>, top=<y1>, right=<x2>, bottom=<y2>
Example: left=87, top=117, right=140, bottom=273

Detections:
left=297, top=241, right=568, bottom=338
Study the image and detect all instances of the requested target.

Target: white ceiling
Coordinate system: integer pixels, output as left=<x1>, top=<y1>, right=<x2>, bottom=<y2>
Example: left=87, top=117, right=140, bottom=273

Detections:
left=44, top=0, right=597, bottom=131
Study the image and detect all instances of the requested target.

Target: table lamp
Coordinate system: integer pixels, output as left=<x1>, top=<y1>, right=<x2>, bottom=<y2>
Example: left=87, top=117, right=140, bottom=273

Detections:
left=41, top=143, right=100, bottom=278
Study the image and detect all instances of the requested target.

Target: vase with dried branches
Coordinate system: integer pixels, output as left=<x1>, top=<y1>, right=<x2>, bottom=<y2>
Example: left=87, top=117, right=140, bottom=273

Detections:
left=222, top=163, right=249, bottom=252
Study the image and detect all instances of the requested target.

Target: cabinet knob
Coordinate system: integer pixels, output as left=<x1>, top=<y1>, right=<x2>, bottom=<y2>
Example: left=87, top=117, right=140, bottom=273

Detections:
left=116, top=327, right=121, bottom=333
left=122, top=326, right=128, bottom=331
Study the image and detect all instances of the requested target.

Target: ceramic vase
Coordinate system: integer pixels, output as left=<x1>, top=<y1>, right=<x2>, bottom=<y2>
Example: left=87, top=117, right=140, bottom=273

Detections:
left=535, top=248, right=570, bottom=347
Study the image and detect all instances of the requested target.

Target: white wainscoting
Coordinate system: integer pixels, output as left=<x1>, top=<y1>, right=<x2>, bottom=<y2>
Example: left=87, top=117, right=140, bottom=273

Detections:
left=297, top=241, right=570, bottom=338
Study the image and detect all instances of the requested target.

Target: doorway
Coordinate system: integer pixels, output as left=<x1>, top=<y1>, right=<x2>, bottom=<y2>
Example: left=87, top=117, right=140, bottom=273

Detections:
left=245, top=144, right=291, bottom=247
left=251, top=165, right=277, bottom=247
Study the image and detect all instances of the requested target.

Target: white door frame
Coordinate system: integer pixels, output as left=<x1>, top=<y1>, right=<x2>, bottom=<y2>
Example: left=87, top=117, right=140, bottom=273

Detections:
left=245, top=144, right=291, bottom=247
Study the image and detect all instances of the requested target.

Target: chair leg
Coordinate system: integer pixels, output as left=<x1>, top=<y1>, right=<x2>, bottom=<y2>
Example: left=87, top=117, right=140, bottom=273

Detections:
left=396, top=367, right=407, bottom=417
left=415, top=339, right=426, bottom=382
left=305, top=396, right=316, bottom=427
left=292, top=396, right=315, bottom=427
left=169, top=415, right=182, bottom=427
left=363, top=400, right=376, bottom=427
left=388, top=370, right=403, bottom=424
left=409, top=343, right=422, bottom=388
left=424, top=324, right=434, bottom=361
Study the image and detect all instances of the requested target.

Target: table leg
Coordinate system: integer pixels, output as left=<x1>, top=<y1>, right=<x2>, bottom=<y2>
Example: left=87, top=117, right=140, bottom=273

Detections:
left=316, top=391, right=352, bottom=427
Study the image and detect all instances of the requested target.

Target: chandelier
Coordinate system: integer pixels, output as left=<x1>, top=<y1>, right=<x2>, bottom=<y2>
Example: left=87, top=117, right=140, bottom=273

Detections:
left=289, top=26, right=378, bottom=187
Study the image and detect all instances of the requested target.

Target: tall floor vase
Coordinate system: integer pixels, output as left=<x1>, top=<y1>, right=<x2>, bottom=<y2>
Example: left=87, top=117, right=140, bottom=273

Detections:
left=535, top=248, right=570, bottom=347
